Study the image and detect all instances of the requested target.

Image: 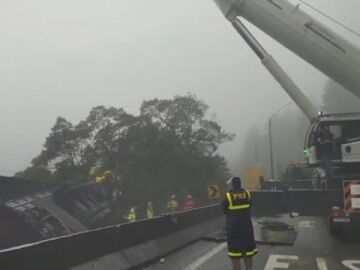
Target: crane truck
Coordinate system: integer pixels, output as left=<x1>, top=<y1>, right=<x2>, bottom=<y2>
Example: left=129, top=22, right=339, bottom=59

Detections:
left=213, top=0, right=360, bottom=235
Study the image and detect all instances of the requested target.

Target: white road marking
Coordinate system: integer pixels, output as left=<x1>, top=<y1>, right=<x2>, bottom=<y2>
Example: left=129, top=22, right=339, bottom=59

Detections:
left=181, top=243, right=226, bottom=270
left=316, top=258, right=328, bottom=270
left=297, top=221, right=316, bottom=228
left=264, top=255, right=299, bottom=270
left=343, top=260, right=360, bottom=270
left=181, top=248, right=360, bottom=270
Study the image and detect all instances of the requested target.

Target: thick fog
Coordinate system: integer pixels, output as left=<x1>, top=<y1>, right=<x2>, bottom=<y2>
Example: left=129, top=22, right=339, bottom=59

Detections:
left=234, top=80, right=360, bottom=179
left=1, top=0, right=360, bottom=176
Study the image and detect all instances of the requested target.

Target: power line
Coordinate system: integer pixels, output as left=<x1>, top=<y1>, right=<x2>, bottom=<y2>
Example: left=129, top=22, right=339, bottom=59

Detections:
left=298, top=0, right=360, bottom=38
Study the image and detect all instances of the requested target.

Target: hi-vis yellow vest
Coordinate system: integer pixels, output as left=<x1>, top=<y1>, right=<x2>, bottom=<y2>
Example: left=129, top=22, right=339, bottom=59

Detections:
left=226, top=190, right=251, bottom=211
left=147, top=208, right=154, bottom=219
left=128, top=211, right=136, bottom=222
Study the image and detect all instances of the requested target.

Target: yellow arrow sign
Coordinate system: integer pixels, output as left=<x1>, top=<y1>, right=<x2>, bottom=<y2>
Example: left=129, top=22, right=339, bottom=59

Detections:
left=208, top=185, right=220, bottom=199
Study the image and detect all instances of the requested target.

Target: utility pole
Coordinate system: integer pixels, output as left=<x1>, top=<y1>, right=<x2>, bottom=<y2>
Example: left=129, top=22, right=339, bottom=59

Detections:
left=269, top=118, right=274, bottom=179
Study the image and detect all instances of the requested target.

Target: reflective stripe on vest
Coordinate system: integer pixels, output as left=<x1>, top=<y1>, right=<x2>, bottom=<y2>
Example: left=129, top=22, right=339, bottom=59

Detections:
left=246, top=248, right=258, bottom=256
left=228, top=248, right=258, bottom=258
left=226, top=191, right=250, bottom=210
left=228, top=252, right=243, bottom=257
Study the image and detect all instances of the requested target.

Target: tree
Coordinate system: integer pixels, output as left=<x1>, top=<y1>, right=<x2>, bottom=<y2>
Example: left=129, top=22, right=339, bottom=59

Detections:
left=15, top=166, right=54, bottom=182
left=140, top=94, right=234, bottom=156
left=124, top=94, right=234, bottom=204
left=19, top=94, right=234, bottom=205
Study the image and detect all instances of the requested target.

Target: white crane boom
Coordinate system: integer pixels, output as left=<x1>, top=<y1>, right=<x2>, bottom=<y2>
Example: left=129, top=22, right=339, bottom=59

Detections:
left=230, top=18, right=318, bottom=120
left=213, top=0, right=360, bottom=100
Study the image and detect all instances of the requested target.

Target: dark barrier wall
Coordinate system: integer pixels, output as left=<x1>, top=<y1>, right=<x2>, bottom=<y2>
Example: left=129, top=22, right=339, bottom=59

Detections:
left=251, top=190, right=343, bottom=216
left=0, top=190, right=342, bottom=270
left=283, top=190, right=343, bottom=216
left=0, top=205, right=222, bottom=270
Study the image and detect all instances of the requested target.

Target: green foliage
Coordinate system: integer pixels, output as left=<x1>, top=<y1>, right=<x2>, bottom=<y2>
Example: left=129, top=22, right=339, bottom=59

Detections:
left=15, top=166, right=54, bottom=182
left=21, top=94, right=234, bottom=203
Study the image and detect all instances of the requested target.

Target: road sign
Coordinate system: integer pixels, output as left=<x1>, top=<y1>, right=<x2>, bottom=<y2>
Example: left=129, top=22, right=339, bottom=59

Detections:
left=352, top=198, right=360, bottom=208
left=344, top=180, right=360, bottom=213
left=208, top=185, right=220, bottom=199
left=351, top=184, right=360, bottom=195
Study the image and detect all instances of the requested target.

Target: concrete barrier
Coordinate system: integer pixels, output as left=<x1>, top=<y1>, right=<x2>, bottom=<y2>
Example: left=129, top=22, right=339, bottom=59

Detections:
left=121, top=240, right=159, bottom=267
left=0, top=205, right=223, bottom=270
left=283, top=190, right=342, bottom=216
left=0, top=190, right=343, bottom=270
left=251, top=190, right=342, bottom=216
left=73, top=214, right=223, bottom=269
left=69, top=251, right=131, bottom=270
left=251, top=190, right=284, bottom=215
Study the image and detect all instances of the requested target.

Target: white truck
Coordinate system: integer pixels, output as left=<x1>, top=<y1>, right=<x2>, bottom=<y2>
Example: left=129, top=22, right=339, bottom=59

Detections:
left=213, top=0, right=360, bottom=234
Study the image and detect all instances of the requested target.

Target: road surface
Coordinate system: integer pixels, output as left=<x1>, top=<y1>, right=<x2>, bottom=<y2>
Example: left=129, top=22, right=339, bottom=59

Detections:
left=145, top=216, right=360, bottom=270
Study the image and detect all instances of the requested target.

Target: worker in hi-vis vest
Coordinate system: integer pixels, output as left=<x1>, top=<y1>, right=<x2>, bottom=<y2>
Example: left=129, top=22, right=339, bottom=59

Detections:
left=147, top=201, right=154, bottom=219
left=167, top=195, right=179, bottom=213
left=222, top=177, right=257, bottom=270
left=125, top=207, right=136, bottom=223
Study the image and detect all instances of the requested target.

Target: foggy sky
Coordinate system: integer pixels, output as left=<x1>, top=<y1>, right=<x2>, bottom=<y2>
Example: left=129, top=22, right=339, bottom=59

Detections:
left=1, top=0, right=360, bottom=175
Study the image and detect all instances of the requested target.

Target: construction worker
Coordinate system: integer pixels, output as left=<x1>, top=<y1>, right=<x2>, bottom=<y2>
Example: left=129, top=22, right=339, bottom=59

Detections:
left=112, top=187, right=121, bottom=202
left=89, top=166, right=98, bottom=180
left=147, top=201, right=154, bottom=219
left=315, top=125, right=334, bottom=181
left=167, top=195, right=179, bottom=213
left=125, top=207, right=136, bottom=223
left=183, top=195, right=196, bottom=210
left=222, top=177, right=257, bottom=270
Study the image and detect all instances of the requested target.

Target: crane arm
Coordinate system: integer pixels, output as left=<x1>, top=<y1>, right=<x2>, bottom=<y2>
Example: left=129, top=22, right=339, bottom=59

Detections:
left=213, top=0, right=360, bottom=99
left=232, top=18, right=318, bottom=120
